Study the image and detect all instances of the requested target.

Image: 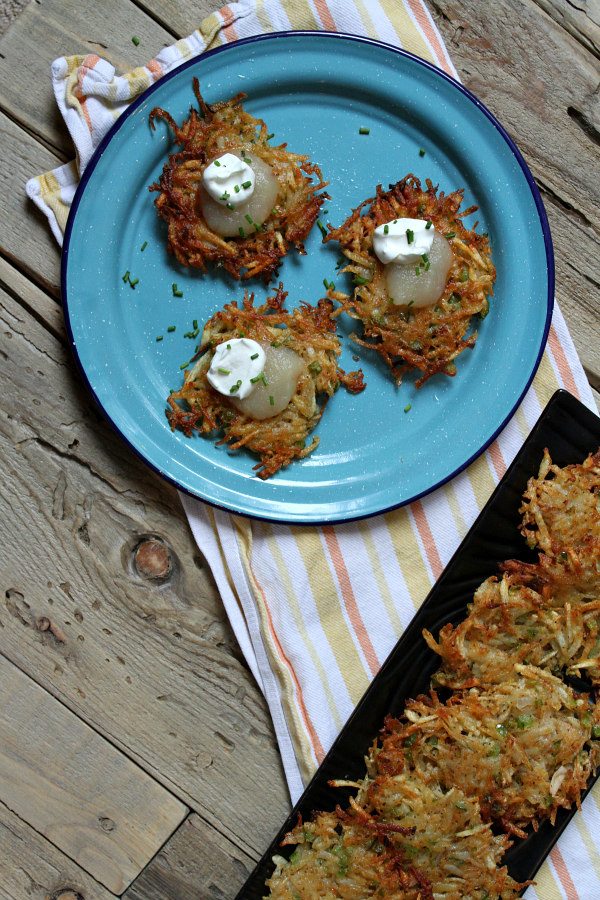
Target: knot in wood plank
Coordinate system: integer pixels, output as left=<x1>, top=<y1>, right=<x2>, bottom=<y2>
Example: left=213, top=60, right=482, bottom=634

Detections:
left=133, top=538, right=173, bottom=582
left=48, top=891, right=85, bottom=900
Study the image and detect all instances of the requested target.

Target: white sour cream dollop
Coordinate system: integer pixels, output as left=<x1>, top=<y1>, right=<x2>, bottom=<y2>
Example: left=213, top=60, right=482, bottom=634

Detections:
left=207, top=338, right=265, bottom=399
left=202, top=152, right=255, bottom=209
left=373, top=217, right=435, bottom=265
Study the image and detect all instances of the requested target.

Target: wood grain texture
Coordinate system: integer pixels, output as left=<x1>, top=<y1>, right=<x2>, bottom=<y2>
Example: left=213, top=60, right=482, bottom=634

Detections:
left=124, top=813, right=255, bottom=900
left=0, top=0, right=174, bottom=156
left=0, top=798, right=116, bottom=900
left=134, top=0, right=220, bottom=40
left=0, top=656, right=186, bottom=893
left=0, top=111, right=62, bottom=296
left=0, top=273, right=290, bottom=859
left=429, top=0, right=600, bottom=383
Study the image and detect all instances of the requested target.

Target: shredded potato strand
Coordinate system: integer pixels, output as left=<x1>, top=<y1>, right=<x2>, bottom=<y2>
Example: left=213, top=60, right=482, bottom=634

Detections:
left=166, top=284, right=364, bottom=479
left=149, top=78, right=328, bottom=282
left=265, top=452, right=600, bottom=899
left=324, top=175, right=495, bottom=386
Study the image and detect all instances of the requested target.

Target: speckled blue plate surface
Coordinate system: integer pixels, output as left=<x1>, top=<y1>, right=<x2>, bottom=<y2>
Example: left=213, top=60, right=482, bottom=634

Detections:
left=62, top=32, right=553, bottom=524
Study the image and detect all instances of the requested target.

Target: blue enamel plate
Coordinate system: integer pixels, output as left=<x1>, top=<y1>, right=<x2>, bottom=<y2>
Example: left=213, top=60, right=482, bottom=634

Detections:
left=62, top=32, right=553, bottom=524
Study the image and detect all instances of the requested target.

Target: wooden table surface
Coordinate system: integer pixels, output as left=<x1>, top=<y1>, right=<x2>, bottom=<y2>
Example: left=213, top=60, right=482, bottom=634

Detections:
left=0, top=1, right=598, bottom=897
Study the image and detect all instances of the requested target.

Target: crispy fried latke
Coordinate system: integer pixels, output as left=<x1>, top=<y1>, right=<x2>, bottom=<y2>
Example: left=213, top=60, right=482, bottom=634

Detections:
left=265, top=807, right=433, bottom=899
left=324, top=175, right=495, bottom=386
left=520, top=449, right=600, bottom=592
left=354, top=771, right=521, bottom=899
left=373, top=667, right=600, bottom=834
left=166, top=284, right=364, bottom=479
left=425, top=569, right=600, bottom=689
left=149, top=78, right=328, bottom=282
left=263, top=454, right=599, bottom=897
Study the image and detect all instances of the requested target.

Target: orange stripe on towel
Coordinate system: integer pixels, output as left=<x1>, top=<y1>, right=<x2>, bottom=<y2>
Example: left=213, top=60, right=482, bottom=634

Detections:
left=551, top=846, right=580, bottom=900
left=255, top=570, right=326, bottom=762
left=411, top=500, right=444, bottom=580
left=221, top=5, right=240, bottom=42
left=322, top=526, right=380, bottom=677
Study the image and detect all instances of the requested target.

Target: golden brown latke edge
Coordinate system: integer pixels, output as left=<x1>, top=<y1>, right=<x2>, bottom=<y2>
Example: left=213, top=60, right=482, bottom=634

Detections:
left=166, top=284, right=364, bottom=479
left=324, top=174, right=496, bottom=386
left=266, top=451, right=598, bottom=896
left=149, top=77, right=328, bottom=282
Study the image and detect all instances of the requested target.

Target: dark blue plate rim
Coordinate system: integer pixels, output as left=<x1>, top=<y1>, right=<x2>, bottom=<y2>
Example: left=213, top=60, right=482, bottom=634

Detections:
left=61, top=30, right=555, bottom=525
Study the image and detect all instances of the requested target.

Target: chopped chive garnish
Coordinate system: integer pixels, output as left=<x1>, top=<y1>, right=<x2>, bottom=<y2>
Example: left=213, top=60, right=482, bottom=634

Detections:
left=415, top=266, right=421, bottom=276
left=238, top=227, right=245, bottom=237
left=421, top=253, right=429, bottom=263
left=167, top=325, right=176, bottom=333
left=445, top=231, right=456, bottom=239
left=404, top=404, right=412, bottom=413
left=220, top=191, right=230, bottom=201
left=267, top=132, right=274, bottom=139
left=353, top=275, right=371, bottom=285
left=193, top=319, right=198, bottom=329
left=260, top=373, right=269, bottom=386
left=173, top=289, right=183, bottom=297
left=460, top=267, right=469, bottom=282
left=359, top=126, right=370, bottom=135
left=227, top=343, right=231, bottom=349
left=140, top=241, right=148, bottom=252
left=317, top=220, right=328, bottom=239
left=245, top=214, right=253, bottom=224
left=241, top=180, right=252, bottom=189
left=271, top=208, right=278, bottom=215
left=218, top=367, right=231, bottom=375
left=214, top=160, right=221, bottom=167
left=156, top=335, right=163, bottom=342
left=122, top=270, right=130, bottom=283
left=406, top=228, right=414, bottom=244
left=269, top=395, right=274, bottom=406
left=419, top=147, right=425, bottom=157
left=308, top=361, right=322, bottom=375
left=250, top=375, right=261, bottom=384
left=179, top=360, right=190, bottom=370
left=131, top=36, right=140, bottom=46
left=242, top=155, right=252, bottom=163
left=384, top=224, right=389, bottom=234
left=425, top=220, right=433, bottom=229
left=234, top=184, right=240, bottom=193
left=229, top=381, right=242, bottom=394
left=129, top=277, right=139, bottom=288
left=323, top=278, right=330, bottom=290
left=250, top=353, right=259, bottom=360
left=226, top=203, right=234, bottom=210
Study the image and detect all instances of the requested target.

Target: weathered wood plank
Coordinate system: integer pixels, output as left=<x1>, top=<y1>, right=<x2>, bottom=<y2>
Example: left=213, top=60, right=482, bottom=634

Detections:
left=530, top=0, right=600, bottom=58
left=0, top=798, right=116, bottom=900
left=0, top=111, right=62, bottom=296
left=0, top=280, right=289, bottom=858
left=0, top=655, right=187, bottom=893
left=125, top=813, right=255, bottom=900
left=429, top=0, right=600, bottom=381
left=134, top=0, right=219, bottom=41
left=0, top=0, right=175, bottom=156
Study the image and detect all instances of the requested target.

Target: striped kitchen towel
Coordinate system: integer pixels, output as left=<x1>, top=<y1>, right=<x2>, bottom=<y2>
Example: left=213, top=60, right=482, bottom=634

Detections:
left=27, top=2, right=599, bottom=897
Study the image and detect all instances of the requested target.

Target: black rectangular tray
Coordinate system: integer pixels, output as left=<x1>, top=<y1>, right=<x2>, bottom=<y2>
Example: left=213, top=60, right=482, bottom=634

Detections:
left=238, top=389, right=600, bottom=899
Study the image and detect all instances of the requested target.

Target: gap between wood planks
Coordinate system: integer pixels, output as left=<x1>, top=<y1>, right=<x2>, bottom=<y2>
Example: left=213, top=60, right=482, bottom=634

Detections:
left=0, top=650, right=187, bottom=893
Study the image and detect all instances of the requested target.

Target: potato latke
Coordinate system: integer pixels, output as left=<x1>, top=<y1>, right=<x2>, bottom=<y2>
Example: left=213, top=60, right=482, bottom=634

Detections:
left=324, top=175, right=495, bottom=386
left=263, top=451, right=600, bottom=898
left=166, top=284, right=364, bottom=479
left=149, top=79, right=327, bottom=282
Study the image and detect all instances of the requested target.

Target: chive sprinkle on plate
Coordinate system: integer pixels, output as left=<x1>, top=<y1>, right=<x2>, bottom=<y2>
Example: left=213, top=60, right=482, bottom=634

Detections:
left=359, top=126, right=370, bottom=135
